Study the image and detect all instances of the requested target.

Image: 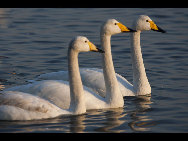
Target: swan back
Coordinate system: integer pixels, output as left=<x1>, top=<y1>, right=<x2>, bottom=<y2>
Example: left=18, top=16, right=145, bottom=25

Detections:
left=0, top=91, right=67, bottom=120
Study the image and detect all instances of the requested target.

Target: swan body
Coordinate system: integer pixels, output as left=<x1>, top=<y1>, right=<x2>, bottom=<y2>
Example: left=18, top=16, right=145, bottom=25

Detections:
left=6, top=80, right=108, bottom=110
left=5, top=19, right=134, bottom=111
left=36, top=15, right=165, bottom=96
left=0, top=91, right=68, bottom=120
left=0, top=36, right=103, bottom=120
left=37, top=68, right=135, bottom=97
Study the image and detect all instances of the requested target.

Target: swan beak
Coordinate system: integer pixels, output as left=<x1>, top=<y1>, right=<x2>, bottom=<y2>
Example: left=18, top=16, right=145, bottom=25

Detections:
left=149, top=21, right=166, bottom=33
left=117, top=23, right=136, bottom=32
left=88, top=41, right=105, bottom=53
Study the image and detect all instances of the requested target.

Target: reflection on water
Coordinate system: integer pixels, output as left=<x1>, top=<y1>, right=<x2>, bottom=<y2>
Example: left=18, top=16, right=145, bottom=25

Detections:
left=127, top=95, right=156, bottom=132
left=69, top=108, right=127, bottom=133
left=67, top=95, right=153, bottom=133
left=77, top=95, right=154, bottom=133
left=94, top=108, right=126, bottom=133
left=69, top=114, right=86, bottom=133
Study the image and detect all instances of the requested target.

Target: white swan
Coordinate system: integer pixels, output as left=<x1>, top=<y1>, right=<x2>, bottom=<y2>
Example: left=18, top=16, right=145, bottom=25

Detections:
left=129, top=15, right=165, bottom=95
left=0, top=36, right=103, bottom=120
left=36, top=15, right=166, bottom=96
left=6, top=19, right=134, bottom=110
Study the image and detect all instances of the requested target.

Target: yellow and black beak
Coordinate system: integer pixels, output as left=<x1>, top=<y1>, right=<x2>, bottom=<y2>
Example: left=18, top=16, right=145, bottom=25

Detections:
left=88, top=41, right=104, bottom=53
left=148, top=21, right=166, bottom=33
left=117, top=22, right=136, bottom=32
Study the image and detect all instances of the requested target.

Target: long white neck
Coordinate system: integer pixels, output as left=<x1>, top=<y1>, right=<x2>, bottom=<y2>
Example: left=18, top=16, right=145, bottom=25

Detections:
left=130, top=31, right=151, bottom=95
left=68, top=48, right=86, bottom=114
left=101, top=32, right=124, bottom=108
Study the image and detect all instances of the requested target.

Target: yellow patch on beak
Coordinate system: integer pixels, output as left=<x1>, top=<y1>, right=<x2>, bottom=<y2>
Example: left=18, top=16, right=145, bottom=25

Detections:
left=148, top=21, right=159, bottom=31
left=88, top=41, right=98, bottom=52
left=88, top=41, right=104, bottom=53
left=117, top=23, right=131, bottom=32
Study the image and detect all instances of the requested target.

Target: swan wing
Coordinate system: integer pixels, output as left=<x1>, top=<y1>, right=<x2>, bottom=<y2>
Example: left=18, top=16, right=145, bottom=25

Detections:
left=6, top=80, right=71, bottom=109
left=5, top=80, right=108, bottom=110
left=36, top=68, right=135, bottom=97
left=0, top=91, right=69, bottom=120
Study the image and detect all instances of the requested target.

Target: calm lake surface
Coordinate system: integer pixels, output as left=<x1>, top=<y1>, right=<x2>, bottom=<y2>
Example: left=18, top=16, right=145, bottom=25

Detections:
left=0, top=8, right=188, bottom=133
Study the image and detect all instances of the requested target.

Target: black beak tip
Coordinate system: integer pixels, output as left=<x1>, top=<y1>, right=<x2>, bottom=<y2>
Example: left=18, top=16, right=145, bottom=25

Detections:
left=153, top=29, right=166, bottom=33
left=97, top=48, right=105, bottom=53
left=161, top=30, right=166, bottom=33
left=155, top=26, right=166, bottom=33
left=122, top=28, right=137, bottom=33
left=129, top=28, right=137, bottom=32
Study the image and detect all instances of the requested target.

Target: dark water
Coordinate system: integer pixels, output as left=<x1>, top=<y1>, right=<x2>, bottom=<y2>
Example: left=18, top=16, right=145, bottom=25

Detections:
left=0, top=8, right=188, bottom=133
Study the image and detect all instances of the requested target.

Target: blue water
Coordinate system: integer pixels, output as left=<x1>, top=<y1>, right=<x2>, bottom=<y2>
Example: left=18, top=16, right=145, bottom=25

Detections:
left=0, top=8, right=188, bottom=133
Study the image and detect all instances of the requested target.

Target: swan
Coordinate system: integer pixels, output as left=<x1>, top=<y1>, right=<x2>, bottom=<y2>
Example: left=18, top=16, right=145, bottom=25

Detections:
left=129, top=15, right=165, bottom=95
left=6, top=19, right=134, bottom=110
left=36, top=15, right=166, bottom=96
left=0, top=36, right=103, bottom=120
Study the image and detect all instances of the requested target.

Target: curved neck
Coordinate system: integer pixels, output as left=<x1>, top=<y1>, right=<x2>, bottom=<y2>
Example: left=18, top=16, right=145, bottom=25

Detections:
left=130, top=31, right=151, bottom=95
left=100, top=32, right=124, bottom=107
left=68, top=48, right=86, bottom=114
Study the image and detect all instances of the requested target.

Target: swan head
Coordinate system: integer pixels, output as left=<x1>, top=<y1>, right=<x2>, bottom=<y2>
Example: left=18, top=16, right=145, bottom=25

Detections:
left=69, top=36, right=104, bottom=53
left=101, top=19, right=135, bottom=36
left=133, top=15, right=166, bottom=33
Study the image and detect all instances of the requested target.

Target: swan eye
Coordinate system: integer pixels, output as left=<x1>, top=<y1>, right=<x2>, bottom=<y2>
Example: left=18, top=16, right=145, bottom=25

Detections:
left=114, top=23, right=117, bottom=25
left=146, top=20, right=149, bottom=22
left=85, top=41, right=87, bottom=43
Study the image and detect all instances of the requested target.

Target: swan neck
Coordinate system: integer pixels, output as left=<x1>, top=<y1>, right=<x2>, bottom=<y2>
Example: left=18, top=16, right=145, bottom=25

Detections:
left=68, top=48, right=86, bottom=114
left=130, top=31, right=151, bottom=95
left=101, top=33, right=124, bottom=107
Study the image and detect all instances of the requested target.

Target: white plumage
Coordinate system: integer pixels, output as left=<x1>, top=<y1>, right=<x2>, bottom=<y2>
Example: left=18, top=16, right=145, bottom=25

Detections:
left=0, top=91, right=68, bottom=120
left=5, top=19, right=134, bottom=112
left=37, top=68, right=135, bottom=97
left=6, top=80, right=108, bottom=110
left=0, top=36, right=103, bottom=120
left=37, top=15, right=165, bottom=96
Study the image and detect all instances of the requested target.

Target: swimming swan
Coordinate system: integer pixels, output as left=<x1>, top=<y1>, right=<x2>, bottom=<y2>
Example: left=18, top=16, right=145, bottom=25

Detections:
left=0, top=36, right=103, bottom=120
left=129, top=15, right=165, bottom=95
left=36, top=15, right=166, bottom=96
left=6, top=19, right=134, bottom=110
